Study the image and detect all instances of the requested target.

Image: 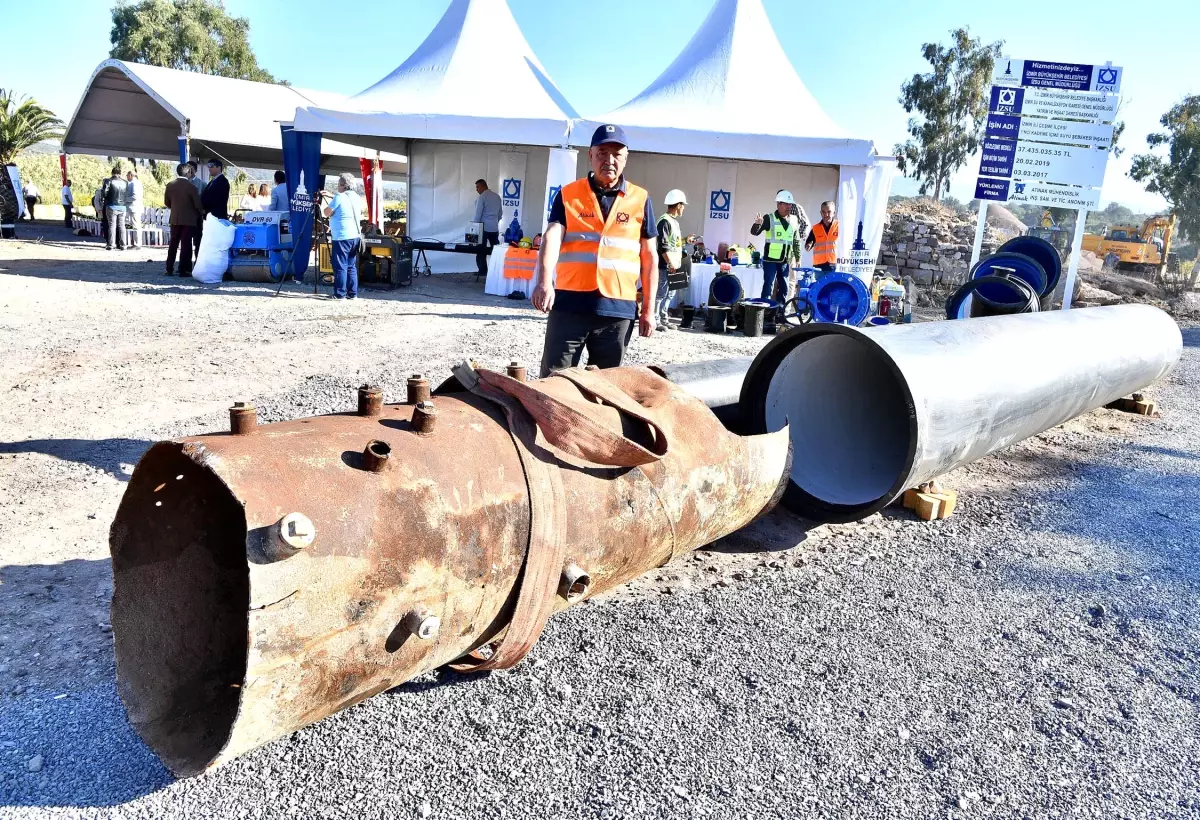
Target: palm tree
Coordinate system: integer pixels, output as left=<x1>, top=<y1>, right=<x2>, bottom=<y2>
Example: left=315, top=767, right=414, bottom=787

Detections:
left=0, top=90, right=64, bottom=164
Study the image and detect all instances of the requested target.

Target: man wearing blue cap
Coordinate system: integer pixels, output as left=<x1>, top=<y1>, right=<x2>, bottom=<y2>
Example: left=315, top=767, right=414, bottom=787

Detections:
left=531, top=124, right=657, bottom=377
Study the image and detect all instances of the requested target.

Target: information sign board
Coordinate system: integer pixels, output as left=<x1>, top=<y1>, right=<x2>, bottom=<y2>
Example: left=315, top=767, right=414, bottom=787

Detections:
left=977, top=138, right=1107, bottom=188
left=985, top=113, right=1114, bottom=149
left=973, top=178, right=1102, bottom=209
left=989, top=86, right=1119, bottom=123
left=991, top=58, right=1122, bottom=93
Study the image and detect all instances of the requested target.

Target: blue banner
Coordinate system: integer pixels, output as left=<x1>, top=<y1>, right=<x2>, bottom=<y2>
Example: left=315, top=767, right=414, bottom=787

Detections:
left=281, top=125, right=324, bottom=280
left=974, top=177, right=1010, bottom=202
left=985, top=113, right=1021, bottom=141
left=978, top=138, right=1016, bottom=178
left=989, top=86, right=1024, bottom=115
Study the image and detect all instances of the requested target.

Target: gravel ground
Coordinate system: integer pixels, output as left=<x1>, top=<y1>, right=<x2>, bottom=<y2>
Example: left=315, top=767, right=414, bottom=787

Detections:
left=1, top=225, right=1198, bottom=819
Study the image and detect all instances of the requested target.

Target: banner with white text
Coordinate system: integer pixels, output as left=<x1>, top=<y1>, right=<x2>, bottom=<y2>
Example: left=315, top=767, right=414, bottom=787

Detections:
left=703, top=161, right=738, bottom=250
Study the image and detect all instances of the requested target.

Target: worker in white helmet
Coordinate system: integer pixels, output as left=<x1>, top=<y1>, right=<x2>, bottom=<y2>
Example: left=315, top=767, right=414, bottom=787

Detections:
left=656, top=189, right=696, bottom=331
left=751, top=190, right=809, bottom=301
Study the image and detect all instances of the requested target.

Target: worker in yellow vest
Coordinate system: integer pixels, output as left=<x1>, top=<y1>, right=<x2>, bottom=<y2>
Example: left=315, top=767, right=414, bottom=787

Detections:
left=532, top=124, right=657, bottom=377
left=750, top=190, right=806, bottom=300
left=655, top=189, right=696, bottom=332
left=805, top=200, right=839, bottom=271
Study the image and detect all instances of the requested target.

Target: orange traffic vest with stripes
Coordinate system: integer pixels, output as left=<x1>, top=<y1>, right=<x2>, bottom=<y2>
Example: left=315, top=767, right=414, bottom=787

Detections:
left=503, top=246, right=537, bottom=280
left=812, top=220, right=838, bottom=266
left=556, top=178, right=648, bottom=300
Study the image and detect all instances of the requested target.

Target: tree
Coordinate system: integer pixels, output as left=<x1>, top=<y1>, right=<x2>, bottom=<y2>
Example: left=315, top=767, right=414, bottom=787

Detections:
left=1130, top=95, right=1200, bottom=241
left=894, top=28, right=1003, bottom=201
left=110, top=0, right=280, bottom=83
left=0, top=90, right=64, bottom=164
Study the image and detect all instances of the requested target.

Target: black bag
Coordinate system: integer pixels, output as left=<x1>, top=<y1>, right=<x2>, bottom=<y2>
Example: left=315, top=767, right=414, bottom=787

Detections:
left=667, top=255, right=691, bottom=291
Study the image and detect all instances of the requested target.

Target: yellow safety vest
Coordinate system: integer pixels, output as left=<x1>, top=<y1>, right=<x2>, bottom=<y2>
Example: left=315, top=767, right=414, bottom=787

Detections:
left=763, top=213, right=795, bottom=263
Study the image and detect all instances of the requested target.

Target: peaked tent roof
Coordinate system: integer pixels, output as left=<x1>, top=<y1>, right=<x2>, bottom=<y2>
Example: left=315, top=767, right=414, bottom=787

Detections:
left=62, top=60, right=405, bottom=176
left=293, top=0, right=577, bottom=148
left=571, top=0, right=876, bottom=166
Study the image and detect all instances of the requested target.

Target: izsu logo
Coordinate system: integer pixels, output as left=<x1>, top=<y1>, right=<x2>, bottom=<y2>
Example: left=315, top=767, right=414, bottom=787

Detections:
left=1095, top=66, right=1119, bottom=92
left=709, top=189, right=731, bottom=220
left=502, top=178, right=522, bottom=207
left=996, top=88, right=1018, bottom=113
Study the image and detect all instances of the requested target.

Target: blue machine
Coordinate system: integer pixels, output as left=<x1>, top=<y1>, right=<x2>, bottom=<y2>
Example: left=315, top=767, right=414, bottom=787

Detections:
left=784, top=268, right=872, bottom=326
left=229, top=223, right=292, bottom=282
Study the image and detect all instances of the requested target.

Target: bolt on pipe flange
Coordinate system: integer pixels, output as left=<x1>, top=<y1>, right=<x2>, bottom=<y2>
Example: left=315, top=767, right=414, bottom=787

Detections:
left=412, top=401, right=437, bottom=436
left=277, top=512, right=316, bottom=552
left=361, top=439, right=391, bottom=472
left=357, top=385, right=384, bottom=417
left=558, top=562, right=591, bottom=601
left=403, top=609, right=440, bottom=640
left=406, top=374, right=431, bottom=405
left=229, top=402, right=257, bottom=435
left=506, top=361, right=527, bottom=382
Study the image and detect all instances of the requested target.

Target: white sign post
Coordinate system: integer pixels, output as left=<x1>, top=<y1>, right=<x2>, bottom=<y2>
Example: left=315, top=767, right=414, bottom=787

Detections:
left=971, top=55, right=1121, bottom=309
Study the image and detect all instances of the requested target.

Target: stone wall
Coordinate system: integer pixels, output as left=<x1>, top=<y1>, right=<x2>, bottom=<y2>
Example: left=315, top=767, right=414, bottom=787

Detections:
left=877, top=201, right=1019, bottom=285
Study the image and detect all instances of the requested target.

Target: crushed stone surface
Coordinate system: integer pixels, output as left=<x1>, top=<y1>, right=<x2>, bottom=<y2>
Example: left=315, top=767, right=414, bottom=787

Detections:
left=1, top=227, right=1198, bottom=819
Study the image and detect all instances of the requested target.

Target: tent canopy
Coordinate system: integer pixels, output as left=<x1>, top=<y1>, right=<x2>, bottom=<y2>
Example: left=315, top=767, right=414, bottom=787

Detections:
left=571, top=0, right=876, bottom=166
left=62, top=60, right=406, bottom=177
left=293, top=0, right=577, bottom=149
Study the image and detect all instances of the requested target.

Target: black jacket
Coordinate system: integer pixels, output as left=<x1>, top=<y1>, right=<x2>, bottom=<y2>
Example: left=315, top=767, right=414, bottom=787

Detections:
left=201, top=174, right=230, bottom=220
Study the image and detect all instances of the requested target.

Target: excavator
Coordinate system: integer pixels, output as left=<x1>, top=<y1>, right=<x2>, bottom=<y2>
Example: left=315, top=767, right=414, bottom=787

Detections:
left=1081, top=214, right=1178, bottom=278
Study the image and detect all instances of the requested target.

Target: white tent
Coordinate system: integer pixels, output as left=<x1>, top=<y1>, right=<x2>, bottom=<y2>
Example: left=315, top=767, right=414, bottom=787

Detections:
left=293, top=0, right=580, bottom=272
left=572, top=0, right=871, bottom=166
left=63, top=60, right=406, bottom=177
left=569, top=0, right=895, bottom=266
left=293, top=0, right=576, bottom=148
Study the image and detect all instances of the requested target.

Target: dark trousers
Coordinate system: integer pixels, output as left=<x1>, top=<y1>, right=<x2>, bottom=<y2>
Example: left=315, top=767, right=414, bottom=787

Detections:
left=167, top=224, right=195, bottom=274
left=539, top=310, right=633, bottom=377
left=193, top=218, right=203, bottom=258
left=814, top=262, right=836, bottom=272
left=761, top=260, right=789, bottom=300
left=100, top=208, right=108, bottom=240
left=331, top=238, right=359, bottom=299
left=24, top=197, right=36, bottom=220
left=63, top=205, right=73, bottom=227
left=477, top=230, right=499, bottom=277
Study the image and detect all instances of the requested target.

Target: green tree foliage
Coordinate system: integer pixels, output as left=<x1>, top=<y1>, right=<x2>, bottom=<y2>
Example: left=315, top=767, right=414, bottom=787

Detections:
left=1130, top=95, right=1200, bottom=242
left=0, top=90, right=64, bottom=164
left=15, top=152, right=169, bottom=211
left=894, top=29, right=1003, bottom=202
left=110, top=0, right=280, bottom=83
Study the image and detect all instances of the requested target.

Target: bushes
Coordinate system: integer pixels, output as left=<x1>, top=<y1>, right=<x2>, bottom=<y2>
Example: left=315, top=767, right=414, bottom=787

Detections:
left=14, top=151, right=167, bottom=210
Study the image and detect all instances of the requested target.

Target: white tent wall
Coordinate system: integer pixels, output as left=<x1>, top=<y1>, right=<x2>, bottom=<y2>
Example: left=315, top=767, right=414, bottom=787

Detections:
left=573, top=152, right=838, bottom=264
left=409, top=141, right=549, bottom=273
left=836, top=158, right=897, bottom=265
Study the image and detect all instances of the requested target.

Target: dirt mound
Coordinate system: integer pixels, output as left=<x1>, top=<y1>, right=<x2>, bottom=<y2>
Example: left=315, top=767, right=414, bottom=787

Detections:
left=985, top=204, right=1026, bottom=236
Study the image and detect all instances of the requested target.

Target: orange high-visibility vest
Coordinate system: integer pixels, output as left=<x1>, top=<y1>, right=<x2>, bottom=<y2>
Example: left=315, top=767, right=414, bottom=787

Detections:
left=812, top=220, right=838, bottom=267
left=556, top=178, right=648, bottom=300
left=503, top=246, right=537, bottom=280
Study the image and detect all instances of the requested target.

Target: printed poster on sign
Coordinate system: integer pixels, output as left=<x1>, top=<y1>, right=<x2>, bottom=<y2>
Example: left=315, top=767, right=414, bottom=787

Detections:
left=703, top=161, right=737, bottom=249
left=497, top=151, right=527, bottom=235
left=988, top=86, right=1119, bottom=123
left=991, top=57, right=1122, bottom=93
left=542, top=148, right=578, bottom=235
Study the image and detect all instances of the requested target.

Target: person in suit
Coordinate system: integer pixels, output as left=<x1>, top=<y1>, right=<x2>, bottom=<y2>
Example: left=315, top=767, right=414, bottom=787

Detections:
left=201, top=158, right=231, bottom=221
left=163, top=163, right=204, bottom=277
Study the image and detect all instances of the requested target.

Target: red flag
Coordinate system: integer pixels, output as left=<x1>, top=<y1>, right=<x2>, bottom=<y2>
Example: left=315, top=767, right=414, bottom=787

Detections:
left=359, top=158, right=374, bottom=223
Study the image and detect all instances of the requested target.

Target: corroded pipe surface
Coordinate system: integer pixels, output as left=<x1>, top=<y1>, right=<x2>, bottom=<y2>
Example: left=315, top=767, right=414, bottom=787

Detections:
left=110, top=367, right=790, bottom=776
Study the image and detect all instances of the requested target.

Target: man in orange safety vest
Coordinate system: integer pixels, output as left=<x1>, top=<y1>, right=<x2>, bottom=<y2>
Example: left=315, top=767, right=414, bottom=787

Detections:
left=531, top=124, right=657, bottom=377
left=805, top=200, right=839, bottom=272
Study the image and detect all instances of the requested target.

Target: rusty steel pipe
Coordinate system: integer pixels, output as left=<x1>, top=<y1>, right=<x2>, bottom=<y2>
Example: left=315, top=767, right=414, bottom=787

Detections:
left=406, top=374, right=431, bottom=404
left=109, top=367, right=790, bottom=777
left=357, top=385, right=384, bottom=417
left=228, top=402, right=257, bottom=435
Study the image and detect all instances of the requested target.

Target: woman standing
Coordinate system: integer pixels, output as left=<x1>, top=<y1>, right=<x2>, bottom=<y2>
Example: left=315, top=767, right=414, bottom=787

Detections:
left=238, top=183, right=260, bottom=213
left=257, top=182, right=271, bottom=203
left=320, top=173, right=362, bottom=300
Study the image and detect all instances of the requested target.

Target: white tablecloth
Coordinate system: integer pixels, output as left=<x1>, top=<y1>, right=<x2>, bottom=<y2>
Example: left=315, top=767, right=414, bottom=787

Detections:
left=484, top=245, right=538, bottom=298
left=486, top=252, right=770, bottom=306
left=671, top=262, right=766, bottom=307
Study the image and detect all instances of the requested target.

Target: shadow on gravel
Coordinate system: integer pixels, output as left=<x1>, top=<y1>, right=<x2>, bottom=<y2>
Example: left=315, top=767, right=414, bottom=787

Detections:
left=0, top=437, right=153, bottom=481
left=707, top=507, right=817, bottom=553
left=0, top=682, right=173, bottom=808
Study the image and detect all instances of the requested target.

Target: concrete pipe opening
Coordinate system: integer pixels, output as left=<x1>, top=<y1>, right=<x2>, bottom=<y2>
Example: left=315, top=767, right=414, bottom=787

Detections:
left=744, top=327, right=917, bottom=522
left=109, top=442, right=249, bottom=777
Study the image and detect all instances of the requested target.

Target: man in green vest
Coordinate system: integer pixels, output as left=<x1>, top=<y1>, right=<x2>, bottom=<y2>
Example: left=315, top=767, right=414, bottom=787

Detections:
left=655, top=189, right=695, bottom=331
left=750, top=190, right=808, bottom=301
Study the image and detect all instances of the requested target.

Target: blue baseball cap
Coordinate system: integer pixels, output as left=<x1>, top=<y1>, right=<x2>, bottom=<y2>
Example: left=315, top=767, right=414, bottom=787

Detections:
left=590, top=124, right=629, bottom=149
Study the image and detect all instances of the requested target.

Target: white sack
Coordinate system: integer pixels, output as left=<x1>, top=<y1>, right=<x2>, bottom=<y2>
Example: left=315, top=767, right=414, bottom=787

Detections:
left=192, top=215, right=236, bottom=283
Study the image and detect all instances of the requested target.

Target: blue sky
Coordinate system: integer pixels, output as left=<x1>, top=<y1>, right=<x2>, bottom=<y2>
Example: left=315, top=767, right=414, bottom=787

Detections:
left=5, top=0, right=1198, bottom=211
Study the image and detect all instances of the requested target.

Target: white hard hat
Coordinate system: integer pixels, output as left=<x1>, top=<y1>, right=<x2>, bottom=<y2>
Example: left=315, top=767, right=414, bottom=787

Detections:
left=664, top=189, right=688, bottom=206
left=776, top=190, right=795, bottom=205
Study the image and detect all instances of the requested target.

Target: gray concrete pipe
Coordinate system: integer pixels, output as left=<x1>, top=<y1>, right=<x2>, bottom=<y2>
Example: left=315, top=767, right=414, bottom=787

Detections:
left=662, top=305, right=1182, bottom=524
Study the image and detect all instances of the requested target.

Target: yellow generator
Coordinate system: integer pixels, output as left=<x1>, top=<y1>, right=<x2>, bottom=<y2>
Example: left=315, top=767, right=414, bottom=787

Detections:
left=1081, top=215, right=1176, bottom=276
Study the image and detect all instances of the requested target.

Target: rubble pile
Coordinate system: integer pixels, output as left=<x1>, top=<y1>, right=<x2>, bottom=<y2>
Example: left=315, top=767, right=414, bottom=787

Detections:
left=878, top=198, right=1025, bottom=284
